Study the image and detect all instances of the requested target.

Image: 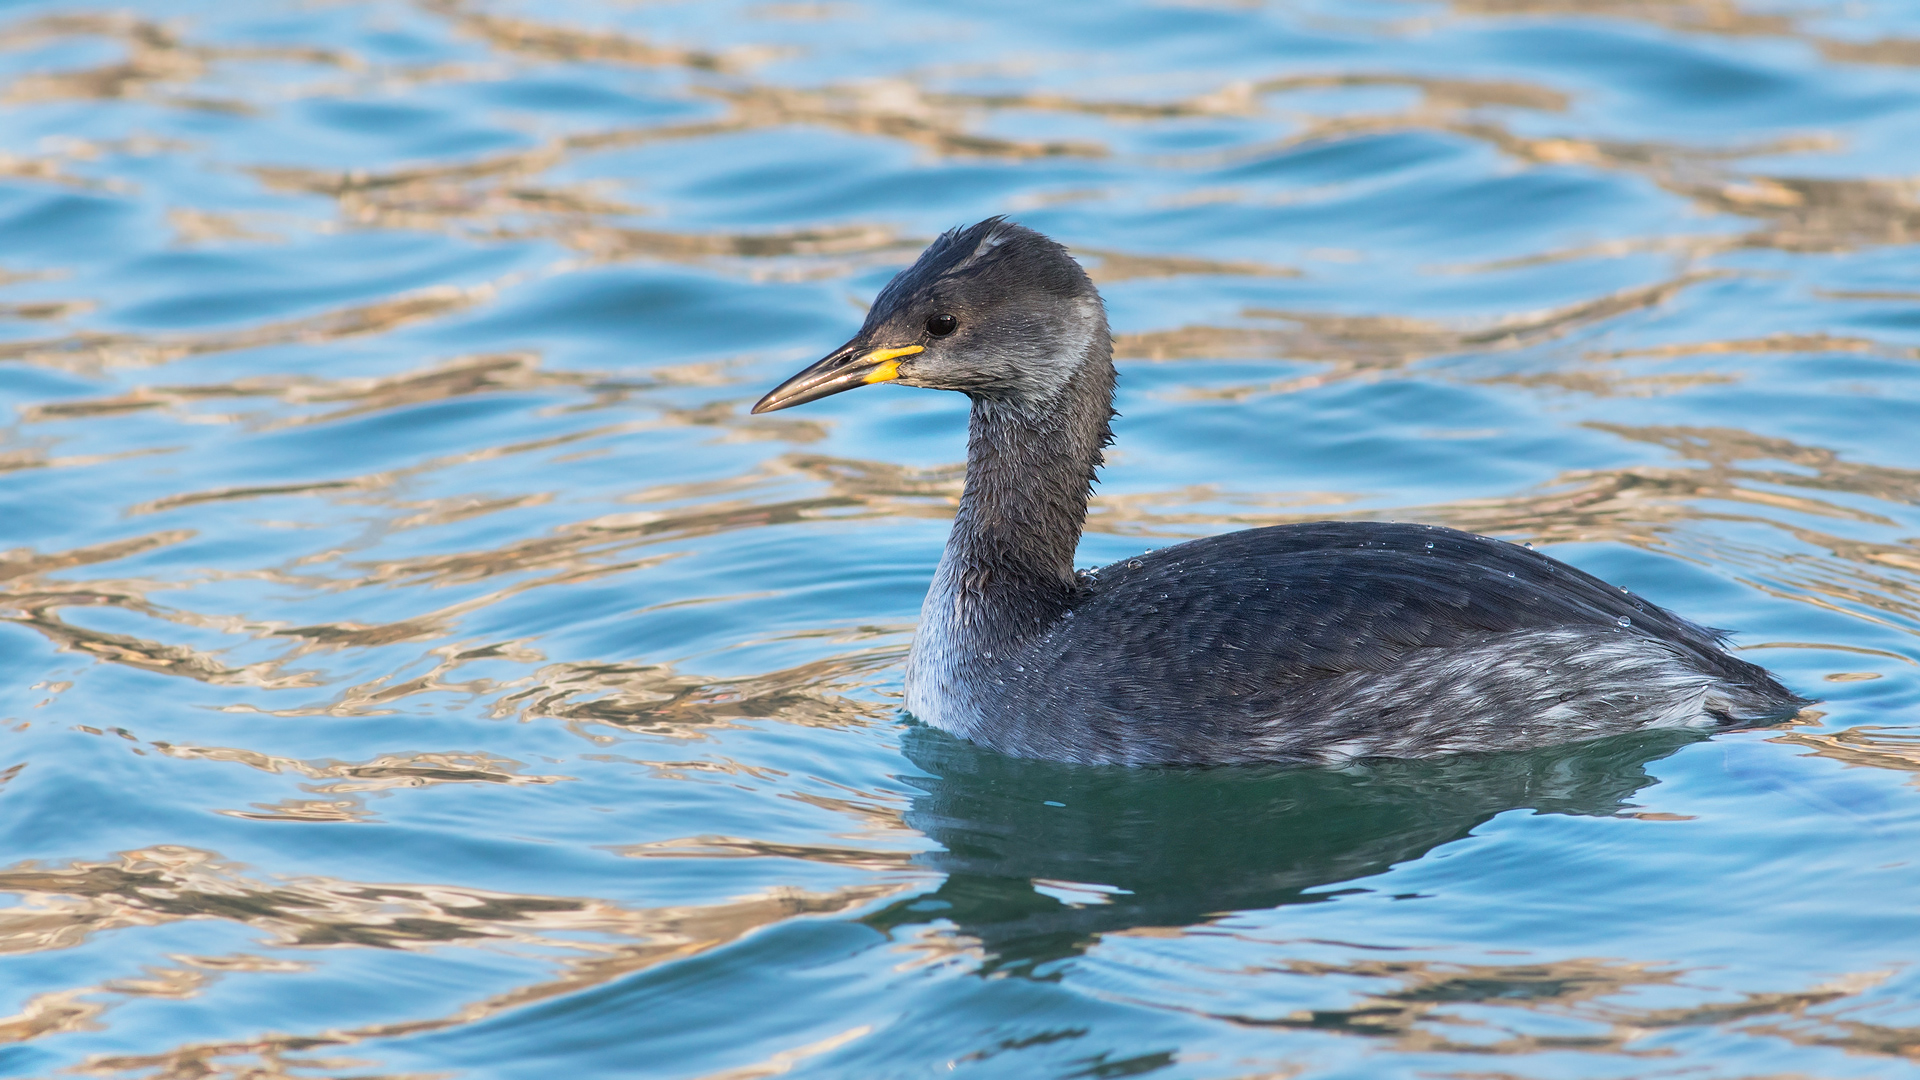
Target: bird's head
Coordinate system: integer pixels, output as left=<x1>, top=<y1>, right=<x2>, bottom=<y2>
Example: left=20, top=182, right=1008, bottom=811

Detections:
left=752, top=218, right=1108, bottom=414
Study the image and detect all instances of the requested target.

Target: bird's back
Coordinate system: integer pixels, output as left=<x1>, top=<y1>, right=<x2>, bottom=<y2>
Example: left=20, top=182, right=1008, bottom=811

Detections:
left=948, top=521, right=1803, bottom=765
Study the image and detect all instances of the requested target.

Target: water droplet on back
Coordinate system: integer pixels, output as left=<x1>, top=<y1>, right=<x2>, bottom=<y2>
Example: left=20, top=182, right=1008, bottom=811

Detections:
left=1617, top=616, right=1631, bottom=628
left=1127, top=559, right=1142, bottom=570
left=1424, top=541, right=1434, bottom=550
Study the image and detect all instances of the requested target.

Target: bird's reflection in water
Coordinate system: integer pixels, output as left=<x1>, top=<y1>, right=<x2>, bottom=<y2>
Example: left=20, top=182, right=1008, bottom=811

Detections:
left=872, top=725, right=1702, bottom=974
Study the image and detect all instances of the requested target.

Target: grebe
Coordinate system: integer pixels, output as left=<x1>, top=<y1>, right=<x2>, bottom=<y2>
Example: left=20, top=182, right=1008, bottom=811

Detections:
left=753, top=218, right=1804, bottom=765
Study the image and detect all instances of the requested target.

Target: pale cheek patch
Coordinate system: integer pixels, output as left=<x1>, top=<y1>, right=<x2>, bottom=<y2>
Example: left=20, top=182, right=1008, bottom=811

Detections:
left=1017, top=297, right=1102, bottom=408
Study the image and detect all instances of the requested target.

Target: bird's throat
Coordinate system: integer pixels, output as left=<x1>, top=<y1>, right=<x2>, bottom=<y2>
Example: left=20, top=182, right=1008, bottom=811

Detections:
left=905, top=345, right=1115, bottom=727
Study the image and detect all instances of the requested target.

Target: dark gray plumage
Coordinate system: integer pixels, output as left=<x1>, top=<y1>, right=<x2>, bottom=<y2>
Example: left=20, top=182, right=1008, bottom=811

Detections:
left=754, top=217, right=1806, bottom=766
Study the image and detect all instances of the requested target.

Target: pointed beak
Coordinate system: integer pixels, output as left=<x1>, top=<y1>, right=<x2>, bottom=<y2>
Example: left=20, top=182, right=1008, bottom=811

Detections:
left=751, top=342, right=924, bottom=414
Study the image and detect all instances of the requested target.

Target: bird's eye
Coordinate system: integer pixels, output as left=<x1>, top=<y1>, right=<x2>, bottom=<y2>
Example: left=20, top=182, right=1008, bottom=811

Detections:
left=925, top=313, right=958, bottom=337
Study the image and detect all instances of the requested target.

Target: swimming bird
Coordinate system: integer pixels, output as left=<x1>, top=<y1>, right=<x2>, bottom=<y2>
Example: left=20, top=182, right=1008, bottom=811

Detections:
left=752, top=218, right=1805, bottom=766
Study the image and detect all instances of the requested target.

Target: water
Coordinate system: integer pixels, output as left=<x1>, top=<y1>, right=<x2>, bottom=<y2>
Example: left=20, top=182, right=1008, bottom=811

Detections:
left=0, top=0, right=1917, bottom=1076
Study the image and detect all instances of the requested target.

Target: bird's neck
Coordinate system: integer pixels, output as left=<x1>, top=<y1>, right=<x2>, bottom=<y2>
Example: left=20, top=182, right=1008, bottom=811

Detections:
left=908, top=341, right=1114, bottom=719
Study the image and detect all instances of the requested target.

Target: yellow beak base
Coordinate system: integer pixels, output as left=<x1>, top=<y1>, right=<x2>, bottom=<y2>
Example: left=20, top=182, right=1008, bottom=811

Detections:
left=752, top=344, right=924, bottom=413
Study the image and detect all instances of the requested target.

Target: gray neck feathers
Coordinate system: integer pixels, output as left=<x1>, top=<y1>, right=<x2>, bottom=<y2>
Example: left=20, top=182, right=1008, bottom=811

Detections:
left=907, top=322, right=1114, bottom=727
left=951, top=360, right=1112, bottom=634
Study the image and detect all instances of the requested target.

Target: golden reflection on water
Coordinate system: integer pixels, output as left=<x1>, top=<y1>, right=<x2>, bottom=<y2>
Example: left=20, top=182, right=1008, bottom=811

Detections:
left=0, top=844, right=915, bottom=1074
left=20, top=351, right=627, bottom=427
left=1775, top=726, right=1920, bottom=787
left=0, top=12, right=348, bottom=113
left=1156, top=952, right=1882, bottom=1057
left=1, top=284, right=500, bottom=375
left=0, top=836, right=1905, bottom=1074
left=0, top=0, right=1891, bottom=277
left=1117, top=272, right=1724, bottom=402
left=428, top=0, right=748, bottom=73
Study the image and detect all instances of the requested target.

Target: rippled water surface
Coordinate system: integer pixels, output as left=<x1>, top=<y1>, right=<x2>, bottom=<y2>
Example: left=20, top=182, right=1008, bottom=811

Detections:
left=2, top=0, right=1920, bottom=1076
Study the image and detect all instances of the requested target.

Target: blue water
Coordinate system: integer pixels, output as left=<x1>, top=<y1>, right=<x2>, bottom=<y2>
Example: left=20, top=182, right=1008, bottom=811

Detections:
left=0, top=0, right=1918, bottom=1076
